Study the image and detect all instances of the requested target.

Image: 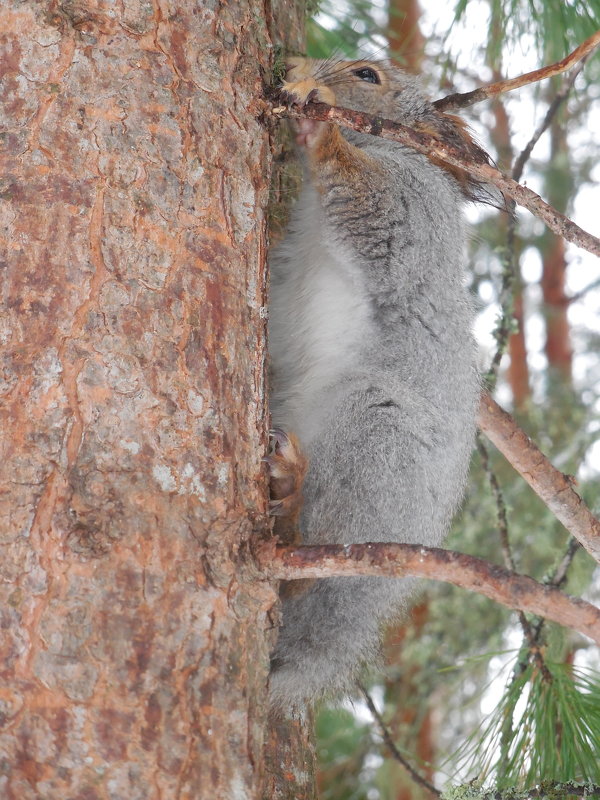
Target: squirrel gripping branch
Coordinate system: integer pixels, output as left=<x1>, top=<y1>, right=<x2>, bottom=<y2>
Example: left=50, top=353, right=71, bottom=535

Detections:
left=267, top=57, right=499, bottom=709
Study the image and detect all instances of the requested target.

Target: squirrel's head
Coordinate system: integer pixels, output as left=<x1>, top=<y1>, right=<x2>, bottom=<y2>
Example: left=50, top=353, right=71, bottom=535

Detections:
left=282, top=57, right=507, bottom=210
left=284, top=57, right=431, bottom=124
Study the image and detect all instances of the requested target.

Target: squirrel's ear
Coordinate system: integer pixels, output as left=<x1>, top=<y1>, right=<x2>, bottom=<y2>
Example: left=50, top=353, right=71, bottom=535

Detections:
left=425, top=113, right=510, bottom=213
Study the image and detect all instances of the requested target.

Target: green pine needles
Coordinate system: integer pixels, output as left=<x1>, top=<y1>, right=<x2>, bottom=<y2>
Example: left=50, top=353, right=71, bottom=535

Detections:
left=452, top=660, right=600, bottom=790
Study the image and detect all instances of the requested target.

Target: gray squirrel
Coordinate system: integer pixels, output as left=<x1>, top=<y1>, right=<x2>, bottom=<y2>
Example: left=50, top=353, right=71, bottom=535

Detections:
left=267, top=57, right=496, bottom=709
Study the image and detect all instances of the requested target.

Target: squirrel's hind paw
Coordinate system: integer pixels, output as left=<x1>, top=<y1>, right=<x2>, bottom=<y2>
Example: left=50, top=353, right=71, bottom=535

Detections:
left=264, top=428, right=307, bottom=520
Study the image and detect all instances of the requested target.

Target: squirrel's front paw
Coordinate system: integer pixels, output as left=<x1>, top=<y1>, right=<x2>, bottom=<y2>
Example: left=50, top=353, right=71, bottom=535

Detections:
left=264, top=428, right=307, bottom=519
left=279, top=78, right=336, bottom=109
left=279, top=58, right=336, bottom=149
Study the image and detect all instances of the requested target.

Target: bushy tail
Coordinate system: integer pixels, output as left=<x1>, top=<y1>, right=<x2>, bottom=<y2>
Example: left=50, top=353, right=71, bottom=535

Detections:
left=269, top=574, right=416, bottom=709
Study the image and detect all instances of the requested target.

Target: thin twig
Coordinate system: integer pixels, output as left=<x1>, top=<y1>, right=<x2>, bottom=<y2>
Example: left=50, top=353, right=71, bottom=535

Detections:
left=485, top=244, right=517, bottom=389
left=433, top=29, right=600, bottom=112
left=358, top=683, right=440, bottom=799
left=478, top=392, right=600, bottom=563
left=476, top=435, right=515, bottom=571
left=568, top=275, right=600, bottom=305
left=275, top=103, right=600, bottom=257
left=528, top=537, right=582, bottom=645
left=547, top=537, right=582, bottom=589
left=512, top=57, right=588, bottom=183
left=476, top=435, right=551, bottom=678
left=254, top=541, right=600, bottom=644
left=481, top=61, right=585, bottom=666
left=484, top=65, right=586, bottom=682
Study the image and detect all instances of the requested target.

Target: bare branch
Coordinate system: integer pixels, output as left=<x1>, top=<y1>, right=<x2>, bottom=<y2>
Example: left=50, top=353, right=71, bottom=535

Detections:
left=478, top=392, right=600, bottom=563
left=476, top=435, right=515, bottom=571
left=254, top=542, right=600, bottom=645
left=433, top=30, right=600, bottom=112
left=568, top=275, right=600, bottom=305
left=274, top=103, right=600, bottom=257
left=358, top=683, right=440, bottom=800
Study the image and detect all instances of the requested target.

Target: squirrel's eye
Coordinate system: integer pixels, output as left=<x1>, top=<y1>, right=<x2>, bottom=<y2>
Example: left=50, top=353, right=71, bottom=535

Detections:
left=352, top=67, right=380, bottom=85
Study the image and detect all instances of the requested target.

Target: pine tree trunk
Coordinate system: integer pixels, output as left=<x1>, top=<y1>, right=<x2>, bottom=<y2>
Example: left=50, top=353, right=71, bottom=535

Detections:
left=0, top=1, right=302, bottom=797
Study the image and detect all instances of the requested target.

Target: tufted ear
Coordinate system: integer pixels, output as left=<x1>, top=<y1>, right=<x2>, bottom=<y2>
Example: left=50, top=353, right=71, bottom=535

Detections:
left=418, top=112, right=510, bottom=212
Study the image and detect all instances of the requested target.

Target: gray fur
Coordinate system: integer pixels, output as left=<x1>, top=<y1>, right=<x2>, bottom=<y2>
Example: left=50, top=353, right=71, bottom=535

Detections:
left=268, top=60, right=480, bottom=708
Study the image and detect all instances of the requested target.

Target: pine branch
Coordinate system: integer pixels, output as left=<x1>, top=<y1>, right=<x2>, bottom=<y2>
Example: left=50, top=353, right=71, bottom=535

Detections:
left=433, top=29, right=600, bottom=112
left=478, top=393, right=600, bottom=564
left=273, top=103, right=600, bottom=257
left=254, top=542, right=600, bottom=645
left=448, top=782, right=600, bottom=799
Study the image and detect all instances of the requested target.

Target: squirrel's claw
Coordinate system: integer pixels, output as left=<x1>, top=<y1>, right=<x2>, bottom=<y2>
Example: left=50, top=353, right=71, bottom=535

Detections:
left=279, top=86, right=317, bottom=108
left=269, top=499, right=286, bottom=517
left=269, top=427, right=289, bottom=449
left=278, top=78, right=336, bottom=109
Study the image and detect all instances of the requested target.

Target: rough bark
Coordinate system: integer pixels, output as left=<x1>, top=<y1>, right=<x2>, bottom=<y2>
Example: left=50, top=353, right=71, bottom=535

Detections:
left=0, top=0, right=302, bottom=797
left=263, top=709, right=317, bottom=800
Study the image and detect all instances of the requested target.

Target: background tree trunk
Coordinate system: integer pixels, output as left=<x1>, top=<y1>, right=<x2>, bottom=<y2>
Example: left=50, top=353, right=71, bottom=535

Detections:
left=541, top=98, right=573, bottom=385
left=388, top=0, right=425, bottom=70
left=0, top=0, right=302, bottom=797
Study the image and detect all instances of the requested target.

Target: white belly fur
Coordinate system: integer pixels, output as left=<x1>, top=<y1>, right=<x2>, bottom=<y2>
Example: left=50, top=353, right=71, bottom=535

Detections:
left=269, top=190, right=373, bottom=445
